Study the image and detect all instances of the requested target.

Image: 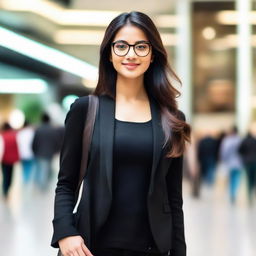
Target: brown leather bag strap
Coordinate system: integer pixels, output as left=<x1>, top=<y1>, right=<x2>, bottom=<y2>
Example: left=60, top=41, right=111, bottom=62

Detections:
left=75, top=94, right=98, bottom=200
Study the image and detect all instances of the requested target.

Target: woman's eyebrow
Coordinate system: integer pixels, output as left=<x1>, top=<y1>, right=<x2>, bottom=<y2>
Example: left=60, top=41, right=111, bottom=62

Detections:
left=114, top=39, right=149, bottom=44
left=134, top=40, right=149, bottom=44
left=113, top=40, right=127, bottom=43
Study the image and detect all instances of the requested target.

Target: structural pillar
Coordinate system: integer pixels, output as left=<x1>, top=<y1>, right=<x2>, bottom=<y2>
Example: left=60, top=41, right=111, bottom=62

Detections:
left=236, top=0, right=252, bottom=134
left=175, top=0, right=193, bottom=123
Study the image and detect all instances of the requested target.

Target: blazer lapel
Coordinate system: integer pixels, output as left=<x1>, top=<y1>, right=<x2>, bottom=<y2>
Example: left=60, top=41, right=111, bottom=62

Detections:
left=148, top=97, right=165, bottom=194
left=99, top=95, right=115, bottom=198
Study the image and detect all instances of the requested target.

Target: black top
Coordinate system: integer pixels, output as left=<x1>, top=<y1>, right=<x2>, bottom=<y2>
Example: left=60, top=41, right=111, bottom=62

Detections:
left=97, top=118, right=159, bottom=252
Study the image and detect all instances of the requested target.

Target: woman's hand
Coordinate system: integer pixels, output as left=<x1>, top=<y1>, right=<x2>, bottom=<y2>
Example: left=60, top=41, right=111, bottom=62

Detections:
left=59, top=236, right=94, bottom=256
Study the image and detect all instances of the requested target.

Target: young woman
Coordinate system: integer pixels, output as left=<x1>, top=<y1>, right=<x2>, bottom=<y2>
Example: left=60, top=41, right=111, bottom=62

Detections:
left=51, top=11, right=191, bottom=256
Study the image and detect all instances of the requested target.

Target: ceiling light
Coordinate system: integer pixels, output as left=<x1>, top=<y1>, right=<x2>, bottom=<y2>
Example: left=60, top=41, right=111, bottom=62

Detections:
left=9, top=109, right=25, bottom=129
left=216, top=11, right=237, bottom=25
left=153, top=15, right=179, bottom=28
left=54, top=10, right=122, bottom=26
left=54, top=30, right=105, bottom=45
left=0, top=79, right=48, bottom=94
left=1, top=1, right=177, bottom=28
left=202, top=27, right=216, bottom=40
left=0, top=0, right=121, bottom=26
left=0, top=27, right=98, bottom=80
left=216, top=11, right=256, bottom=25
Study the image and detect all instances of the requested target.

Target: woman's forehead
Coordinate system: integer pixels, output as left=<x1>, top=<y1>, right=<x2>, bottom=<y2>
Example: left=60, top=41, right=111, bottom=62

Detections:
left=113, top=25, right=148, bottom=43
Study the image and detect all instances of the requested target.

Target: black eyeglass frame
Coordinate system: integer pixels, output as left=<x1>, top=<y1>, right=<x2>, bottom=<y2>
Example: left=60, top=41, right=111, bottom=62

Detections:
left=111, top=40, right=152, bottom=57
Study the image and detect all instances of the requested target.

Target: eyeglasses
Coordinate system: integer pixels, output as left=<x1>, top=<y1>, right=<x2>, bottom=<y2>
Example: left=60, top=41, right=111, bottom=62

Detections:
left=112, top=40, right=151, bottom=57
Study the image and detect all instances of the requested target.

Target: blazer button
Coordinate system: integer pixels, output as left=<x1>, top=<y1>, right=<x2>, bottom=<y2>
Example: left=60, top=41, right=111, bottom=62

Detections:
left=148, top=246, right=152, bottom=251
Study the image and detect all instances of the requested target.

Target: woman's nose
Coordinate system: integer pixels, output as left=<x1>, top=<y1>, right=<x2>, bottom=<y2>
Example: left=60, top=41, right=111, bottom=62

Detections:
left=126, top=46, right=136, bottom=58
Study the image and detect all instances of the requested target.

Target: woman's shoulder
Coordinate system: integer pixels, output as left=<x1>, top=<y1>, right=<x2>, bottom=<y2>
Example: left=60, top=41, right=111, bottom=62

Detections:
left=71, top=94, right=106, bottom=109
left=69, top=95, right=91, bottom=113
left=65, top=96, right=90, bottom=122
left=71, top=95, right=90, bottom=108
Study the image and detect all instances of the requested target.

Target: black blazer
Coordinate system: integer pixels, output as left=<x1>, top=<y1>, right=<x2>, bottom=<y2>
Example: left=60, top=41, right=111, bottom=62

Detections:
left=51, top=95, right=186, bottom=256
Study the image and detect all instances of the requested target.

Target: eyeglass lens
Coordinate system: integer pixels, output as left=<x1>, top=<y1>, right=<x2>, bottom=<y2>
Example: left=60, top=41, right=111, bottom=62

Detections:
left=113, top=42, right=150, bottom=57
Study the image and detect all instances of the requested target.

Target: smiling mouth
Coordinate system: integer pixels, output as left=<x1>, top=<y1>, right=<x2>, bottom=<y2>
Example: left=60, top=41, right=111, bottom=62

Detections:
left=122, top=63, right=140, bottom=66
left=122, top=63, right=140, bottom=70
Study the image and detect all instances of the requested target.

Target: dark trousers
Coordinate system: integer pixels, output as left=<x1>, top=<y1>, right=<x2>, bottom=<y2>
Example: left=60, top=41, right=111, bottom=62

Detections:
left=93, top=248, right=169, bottom=256
left=244, top=162, right=256, bottom=204
left=200, top=158, right=217, bottom=186
left=1, top=163, right=14, bottom=197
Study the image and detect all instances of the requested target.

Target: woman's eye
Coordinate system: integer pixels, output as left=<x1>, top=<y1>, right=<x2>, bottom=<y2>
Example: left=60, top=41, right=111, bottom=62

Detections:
left=136, top=44, right=148, bottom=50
left=116, top=44, right=128, bottom=50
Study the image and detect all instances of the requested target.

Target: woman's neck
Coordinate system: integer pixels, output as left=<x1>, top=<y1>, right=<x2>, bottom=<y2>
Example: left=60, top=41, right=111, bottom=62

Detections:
left=115, top=76, right=148, bottom=101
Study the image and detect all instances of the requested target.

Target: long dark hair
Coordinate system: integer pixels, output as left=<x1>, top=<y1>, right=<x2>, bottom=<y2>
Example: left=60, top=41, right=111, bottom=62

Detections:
left=93, top=11, right=191, bottom=157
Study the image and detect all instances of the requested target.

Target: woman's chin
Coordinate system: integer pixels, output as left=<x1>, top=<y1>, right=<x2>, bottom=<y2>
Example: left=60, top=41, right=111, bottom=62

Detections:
left=118, top=72, right=144, bottom=80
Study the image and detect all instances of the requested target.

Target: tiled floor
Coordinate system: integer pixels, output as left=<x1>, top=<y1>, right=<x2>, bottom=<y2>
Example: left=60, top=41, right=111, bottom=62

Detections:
left=0, top=163, right=255, bottom=256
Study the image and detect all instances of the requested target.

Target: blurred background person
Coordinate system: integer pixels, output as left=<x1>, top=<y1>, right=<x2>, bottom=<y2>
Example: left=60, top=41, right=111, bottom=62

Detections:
left=0, top=131, right=3, bottom=164
left=0, top=129, right=3, bottom=196
left=184, top=133, right=200, bottom=198
left=215, top=130, right=226, bottom=161
left=238, top=123, right=256, bottom=205
left=220, top=126, right=243, bottom=204
left=197, top=130, right=219, bottom=187
left=32, top=113, right=58, bottom=191
left=0, top=122, right=20, bottom=200
left=16, top=120, right=35, bottom=185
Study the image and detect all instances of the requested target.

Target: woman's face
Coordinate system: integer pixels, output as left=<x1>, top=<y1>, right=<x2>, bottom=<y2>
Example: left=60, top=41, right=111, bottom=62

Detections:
left=110, top=24, right=152, bottom=80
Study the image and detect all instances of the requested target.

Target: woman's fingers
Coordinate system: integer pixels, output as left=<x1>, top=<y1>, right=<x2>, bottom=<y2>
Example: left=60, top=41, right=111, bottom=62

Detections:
left=58, top=236, right=94, bottom=256
left=72, top=250, right=80, bottom=256
left=81, top=243, right=94, bottom=256
left=58, top=236, right=92, bottom=256
left=77, top=247, right=87, bottom=256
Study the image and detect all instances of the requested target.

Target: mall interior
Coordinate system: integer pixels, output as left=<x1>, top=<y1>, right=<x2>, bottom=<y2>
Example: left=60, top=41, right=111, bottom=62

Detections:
left=0, top=0, right=256, bottom=256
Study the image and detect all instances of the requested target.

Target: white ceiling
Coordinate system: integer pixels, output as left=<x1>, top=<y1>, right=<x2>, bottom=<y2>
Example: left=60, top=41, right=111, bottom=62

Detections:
left=70, top=0, right=175, bottom=15
left=69, top=0, right=237, bottom=12
left=0, top=0, right=179, bottom=66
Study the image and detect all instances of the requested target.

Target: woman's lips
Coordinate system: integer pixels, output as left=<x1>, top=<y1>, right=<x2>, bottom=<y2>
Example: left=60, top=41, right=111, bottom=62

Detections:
left=122, top=63, right=140, bottom=70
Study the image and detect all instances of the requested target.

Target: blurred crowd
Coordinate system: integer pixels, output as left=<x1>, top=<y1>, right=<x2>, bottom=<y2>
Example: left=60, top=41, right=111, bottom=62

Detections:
left=0, top=113, right=64, bottom=200
left=1, top=114, right=256, bottom=207
left=184, top=124, right=256, bottom=206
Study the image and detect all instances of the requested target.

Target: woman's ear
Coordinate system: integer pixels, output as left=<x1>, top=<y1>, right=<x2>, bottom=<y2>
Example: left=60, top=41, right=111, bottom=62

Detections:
left=151, top=55, right=154, bottom=63
left=109, top=54, right=112, bottom=62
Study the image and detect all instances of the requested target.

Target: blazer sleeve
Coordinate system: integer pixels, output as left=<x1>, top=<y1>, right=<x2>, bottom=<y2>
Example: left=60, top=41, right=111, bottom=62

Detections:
left=166, top=110, right=186, bottom=256
left=51, top=96, right=89, bottom=248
